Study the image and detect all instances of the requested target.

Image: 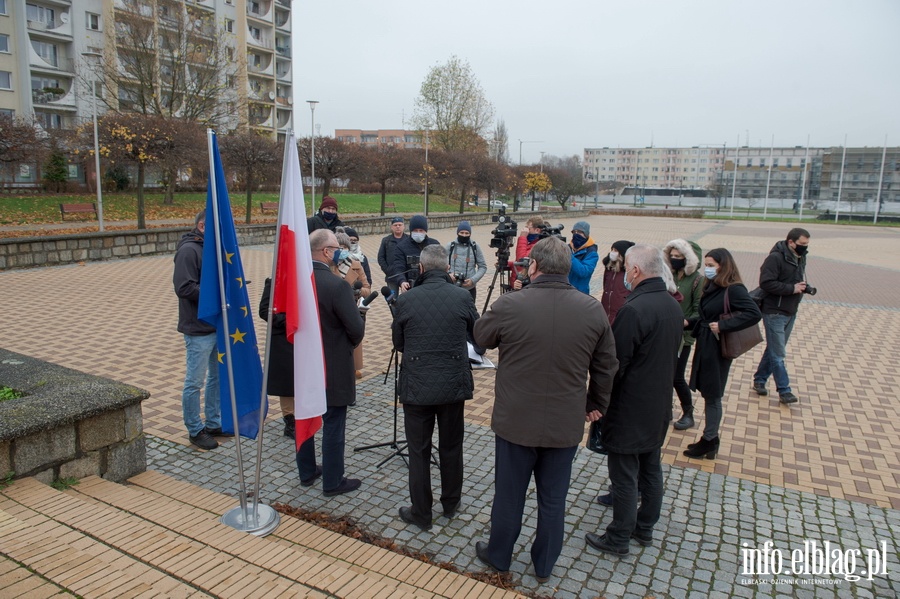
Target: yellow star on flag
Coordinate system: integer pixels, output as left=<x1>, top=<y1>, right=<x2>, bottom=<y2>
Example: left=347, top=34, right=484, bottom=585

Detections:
left=235, top=277, right=244, bottom=289
left=217, top=352, right=225, bottom=364
left=230, top=328, right=247, bottom=344
left=241, top=305, right=249, bottom=317
left=225, top=251, right=234, bottom=264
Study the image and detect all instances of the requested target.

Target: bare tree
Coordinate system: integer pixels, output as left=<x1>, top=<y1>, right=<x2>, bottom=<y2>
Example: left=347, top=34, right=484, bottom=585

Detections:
left=297, top=136, right=362, bottom=201
left=156, top=121, right=206, bottom=205
left=92, top=0, right=239, bottom=127
left=221, top=130, right=282, bottom=223
left=489, top=119, right=510, bottom=164
left=358, top=144, right=418, bottom=216
left=471, top=153, right=512, bottom=205
left=412, top=55, right=494, bottom=153
left=0, top=116, right=44, bottom=186
left=544, top=155, right=590, bottom=210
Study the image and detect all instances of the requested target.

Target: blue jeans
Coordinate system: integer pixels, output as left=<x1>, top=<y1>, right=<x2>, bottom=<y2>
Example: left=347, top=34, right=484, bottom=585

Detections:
left=754, top=312, right=797, bottom=395
left=606, top=448, right=664, bottom=548
left=182, top=333, right=221, bottom=436
left=296, top=405, right=347, bottom=491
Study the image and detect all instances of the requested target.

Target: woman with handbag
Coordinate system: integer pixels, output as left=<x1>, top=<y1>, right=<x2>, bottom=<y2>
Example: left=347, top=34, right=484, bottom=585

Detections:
left=684, top=248, right=761, bottom=459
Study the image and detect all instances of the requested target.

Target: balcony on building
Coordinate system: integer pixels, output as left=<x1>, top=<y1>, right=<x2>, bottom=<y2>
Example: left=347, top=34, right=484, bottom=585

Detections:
left=247, top=27, right=274, bottom=50
left=31, top=83, right=76, bottom=108
left=276, top=108, right=291, bottom=129
left=275, top=37, right=291, bottom=58
left=275, top=57, right=292, bottom=81
left=249, top=105, right=274, bottom=128
left=247, top=0, right=272, bottom=22
left=274, top=7, right=291, bottom=30
left=248, top=52, right=274, bottom=76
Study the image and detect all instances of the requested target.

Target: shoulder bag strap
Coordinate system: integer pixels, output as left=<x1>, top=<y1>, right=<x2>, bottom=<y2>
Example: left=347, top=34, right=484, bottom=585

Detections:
left=723, top=285, right=731, bottom=316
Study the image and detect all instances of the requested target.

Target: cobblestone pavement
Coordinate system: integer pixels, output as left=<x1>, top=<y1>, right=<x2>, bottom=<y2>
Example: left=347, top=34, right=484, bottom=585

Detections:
left=3, top=215, right=900, bottom=597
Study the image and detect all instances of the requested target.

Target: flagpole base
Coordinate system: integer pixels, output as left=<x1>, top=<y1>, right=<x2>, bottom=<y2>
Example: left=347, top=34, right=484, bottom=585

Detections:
left=221, top=503, right=281, bottom=537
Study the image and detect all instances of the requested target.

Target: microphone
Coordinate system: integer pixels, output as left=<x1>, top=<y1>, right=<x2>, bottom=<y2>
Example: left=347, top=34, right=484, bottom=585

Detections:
left=353, top=280, right=363, bottom=291
left=360, top=290, right=379, bottom=307
left=381, top=286, right=397, bottom=306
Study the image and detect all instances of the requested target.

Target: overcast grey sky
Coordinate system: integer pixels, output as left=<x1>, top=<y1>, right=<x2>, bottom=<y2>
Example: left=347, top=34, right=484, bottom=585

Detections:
left=293, top=0, right=899, bottom=164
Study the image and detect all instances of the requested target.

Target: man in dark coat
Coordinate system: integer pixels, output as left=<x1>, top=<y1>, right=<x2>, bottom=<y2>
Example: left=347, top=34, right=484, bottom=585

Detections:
left=473, top=237, right=617, bottom=583
left=173, top=209, right=221, bottom=451
left=390, top=214, right=439, bottom=291
left=296, top=229, right=366, bottom=497
left=377, top=217, right=409, bottom=294
left=306, top=196, right=344, bottom=234
left=392, top=245, right=478, bottom=530
left=752, top=228, right=811, bottom=404
left=586, top=244, right=684, bottom=557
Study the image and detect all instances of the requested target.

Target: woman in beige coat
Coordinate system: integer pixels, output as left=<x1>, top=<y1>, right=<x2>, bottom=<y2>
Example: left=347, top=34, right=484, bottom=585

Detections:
left=334, top=230, right=370, bottom=378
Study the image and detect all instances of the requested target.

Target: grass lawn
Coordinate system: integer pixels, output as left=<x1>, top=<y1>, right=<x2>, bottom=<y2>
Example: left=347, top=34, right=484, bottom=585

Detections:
left=0, top=191, right=486, bottom=227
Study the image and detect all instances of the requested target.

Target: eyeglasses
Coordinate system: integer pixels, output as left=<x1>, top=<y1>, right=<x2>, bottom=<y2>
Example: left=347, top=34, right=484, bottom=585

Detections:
left=324, top=245, right=340, bottom=252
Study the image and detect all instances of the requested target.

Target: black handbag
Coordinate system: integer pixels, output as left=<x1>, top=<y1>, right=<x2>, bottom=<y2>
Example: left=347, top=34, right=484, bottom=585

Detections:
left=587, top=419, right=607, bottom=455
left=719, top=287, right=763, bottom=359
left=748, top=286, right=766, bottom=309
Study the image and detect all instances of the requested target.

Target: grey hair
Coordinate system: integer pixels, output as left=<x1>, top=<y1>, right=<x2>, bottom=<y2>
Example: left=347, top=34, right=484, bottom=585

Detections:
left=419, top=244, right=448, bottom=271
left=194, top=209, right=206, bottom=227
left=309, top=229, right=334, bottom=252
left=530, top=237, right=571, bottom=275
left=625, top=244, right=666, bottom=278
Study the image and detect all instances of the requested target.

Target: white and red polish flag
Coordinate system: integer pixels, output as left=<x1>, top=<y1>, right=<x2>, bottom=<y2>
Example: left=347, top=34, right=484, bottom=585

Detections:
left=272, top=133, right=326, bottom=450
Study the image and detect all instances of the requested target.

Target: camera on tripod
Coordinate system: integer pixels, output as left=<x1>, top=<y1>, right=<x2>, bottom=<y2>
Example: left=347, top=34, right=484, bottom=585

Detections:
left=489, top=206, right=517, bottom=250
left=539, top=223, right=566, bottom=243
left=406, top=255, right=420, bottom=268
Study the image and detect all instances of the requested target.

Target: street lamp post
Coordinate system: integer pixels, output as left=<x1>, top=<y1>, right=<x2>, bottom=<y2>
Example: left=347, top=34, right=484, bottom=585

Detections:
left=518, top=139, right=542, bottom=211
left=306, top=100, right=318, bottom=215
left=423, top=126, right=430, bottom=215
left=82, top=51, right=104, bottom=231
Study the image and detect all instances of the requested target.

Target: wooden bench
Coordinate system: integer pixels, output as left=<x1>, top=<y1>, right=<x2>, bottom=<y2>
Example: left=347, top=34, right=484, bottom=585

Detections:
left=59, top=202, right=97, bottom=220
left=259, top=201, right=278, bottom=214
left=383, top=202, right=396, bottom=210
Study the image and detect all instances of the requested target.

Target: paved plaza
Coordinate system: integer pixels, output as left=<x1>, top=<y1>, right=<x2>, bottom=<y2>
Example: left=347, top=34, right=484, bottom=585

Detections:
left=1, top=214, right=899, bottom=598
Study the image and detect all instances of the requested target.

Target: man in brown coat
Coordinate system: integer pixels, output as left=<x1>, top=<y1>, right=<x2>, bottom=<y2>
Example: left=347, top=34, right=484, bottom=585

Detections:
left=473, top=237, right=618, bottom=584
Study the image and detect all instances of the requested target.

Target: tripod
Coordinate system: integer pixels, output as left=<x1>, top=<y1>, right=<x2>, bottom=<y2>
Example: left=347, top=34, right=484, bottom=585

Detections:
left=481, top=245, right=512, bottom=314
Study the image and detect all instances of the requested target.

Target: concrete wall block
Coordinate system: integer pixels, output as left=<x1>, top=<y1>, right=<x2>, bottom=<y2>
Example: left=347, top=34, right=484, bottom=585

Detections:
left=67, top=239, right=79, bottom=249
left=59, top=452, right=102, bottom=480
left=56, top=240, right=67, bottom=250
left=78, top=239, right=90, bottom=249
left=14, top=426, right=76, bottom=474
left=111, top=246, right=129, bottom=257
left=33, top=252, right=48, bottom=264
left=0, top=440, right=10, bottom=475
left=125, top=235, right=137, bottom=245
left=33, top=468, right=55, bottom=485
left=124, top=403, right=143, bottom=440
left=88, top=249, right=102, bottom=259
left=0, top=256, right=6, bottom=269
left=73, top=249, right=88, bottom=261
left=59, top=250, right=72, bottom=261
left=137, top=235, right=147, bottom=244
left=103, top=436, right=146, bottom=482
left=79, top=409, right=126, bottom=451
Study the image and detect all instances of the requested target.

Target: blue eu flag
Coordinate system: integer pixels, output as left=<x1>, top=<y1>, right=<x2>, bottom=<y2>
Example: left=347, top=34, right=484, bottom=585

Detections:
left=198, top=131, right=266, bottom=439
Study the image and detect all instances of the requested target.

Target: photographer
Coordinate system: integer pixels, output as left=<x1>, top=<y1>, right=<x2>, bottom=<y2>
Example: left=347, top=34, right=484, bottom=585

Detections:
left=510, top=216, right=545, bottom=290
left=392, top=245, right=478, bottom=531
left=390, top=214, right=439, bottom=292
left=569, top=221, right=600, bottom=295
left=445, top=220, right=487, bottom=300
left=752, top=228, right=812, bottom=405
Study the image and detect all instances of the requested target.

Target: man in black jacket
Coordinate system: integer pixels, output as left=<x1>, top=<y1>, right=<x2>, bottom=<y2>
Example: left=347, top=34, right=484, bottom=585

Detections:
left=752, top=228, right=811, bottom=404
left=173, top=210, right=222, bottom=450
left=392, top=245, right=478, bottom=530
left=297, top=229, right=366, bottom=497
left=377, top=217, right=408, bottom=294
left=306, top=196, right=344, bottom=234
left=586, top=244, right=683, bottom=557
left=390, top=214, right=439, bottom=291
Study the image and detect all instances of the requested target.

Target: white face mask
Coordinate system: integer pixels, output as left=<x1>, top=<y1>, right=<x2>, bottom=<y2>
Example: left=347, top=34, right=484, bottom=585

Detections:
left=411, top=232, right=426, bottom=243
left=609, top=251, right=620, bottom=262
left=349, top=243, right=359, bottom=252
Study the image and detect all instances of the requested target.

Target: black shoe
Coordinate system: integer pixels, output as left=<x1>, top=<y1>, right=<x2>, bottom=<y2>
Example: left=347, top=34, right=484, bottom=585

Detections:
left=532, top=565, right=550, bottom=583
left=475, top=541, right=507, bottom=573
left=683, top=436, right=719, bottom=459
left=753, top=382, right=769, bottom=396
left=630, top=531, right=653, bottom=547
left=673, top=411, right=694, bottom=430
left=779, top=392, right=799, bottom=404
left=300, top=465, right=322, bottom=487
left=323, top=478, right=361, bottom=497
left=204, top=426, right=234, bottom=438
left=399, top=506, right=432, bottom=531
left=189, top=430, right=218, bottom=450
left=442, top=502, right=460, bottom=518
left=595, top=493, right=613, bottom=507
left=585, top=532, right=629, bottom=557
left=283, top=415, right=295, bottom=439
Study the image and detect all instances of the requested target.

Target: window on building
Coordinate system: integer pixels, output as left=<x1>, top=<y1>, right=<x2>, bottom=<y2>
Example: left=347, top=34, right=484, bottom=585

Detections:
left=249, top=26, right=261, bottom=40
left=0, top=71, right=10, bottom=89
left=0, top=0, right=7, bottom=15
left=86, top=12, right=101, bottom=30
left=31, top=76, right=60, bottom=90
left=225, top=19, right=234, bottom=33
left=32, top=41, right=58, bottom=67
left=35, top=111, right=62, bottom=129
left=0, top=34, right=8, bottom=53
left=26, top=3, right=55, bottom=24
left=0, top=109, right=14, bottom=118
left=786, top=158, right=793, bottom=168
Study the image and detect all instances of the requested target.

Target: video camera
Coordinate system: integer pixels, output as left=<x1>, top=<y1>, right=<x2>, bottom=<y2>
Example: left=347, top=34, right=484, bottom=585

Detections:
left=539, top=223, right=566, bottom=243
left=406, top=255, right=420, bottom=268
left=489, top=206, right=517, bottom=262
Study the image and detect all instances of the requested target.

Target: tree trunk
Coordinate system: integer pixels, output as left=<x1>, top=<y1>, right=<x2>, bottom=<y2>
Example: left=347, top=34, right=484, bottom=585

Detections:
left=163, top=165, right=176, bottom=205
left=320, top=177, right=330, bottom=199
left=380, top=182, right=387, bottom=216
left=137, top=163, right=146, bottom=230
left=458, top=186, right=467, bottom=214
left=245, top=170, right=254, bottom=224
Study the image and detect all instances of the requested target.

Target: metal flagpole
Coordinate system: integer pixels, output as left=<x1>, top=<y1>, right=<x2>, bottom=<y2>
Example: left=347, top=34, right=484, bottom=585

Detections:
left=798, top=135, right=809, bottom=221
left=206, top=128, right=249, bottom=518
left=729, top=134, right=738, bottom=218
left=834, top=135, right=847, bottom=223
left=763, top=135, right=774, bottom=220
left=873, top=135, right=887, bottom=224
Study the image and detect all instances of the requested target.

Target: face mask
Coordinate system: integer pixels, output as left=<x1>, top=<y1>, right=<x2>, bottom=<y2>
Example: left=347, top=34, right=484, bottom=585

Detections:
left=411, top=232, right=426, bottom=243
left=457, top=235, right=470, bottom=245
left=623, top=267, right=634, bottom=291
left=704, top=266, right=718, bottom=280
left=793, top=243, right=809, bottom=257
left=349, top=243, right=359, bottom=252
left=572, top=233, right=587, bottom=248
left=332, top=249, right=344, bottom=265
left=609, top=251, right=620, bottom=262
left=322, top=211, right=336, bottom=222
left=670, top=258, right=686, bottom=272
left=526, top=233, right=540, bottom=243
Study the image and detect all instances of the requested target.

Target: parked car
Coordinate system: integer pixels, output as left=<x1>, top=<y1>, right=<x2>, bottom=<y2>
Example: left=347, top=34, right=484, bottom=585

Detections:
left=489, top=199, right=508, bottom=210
